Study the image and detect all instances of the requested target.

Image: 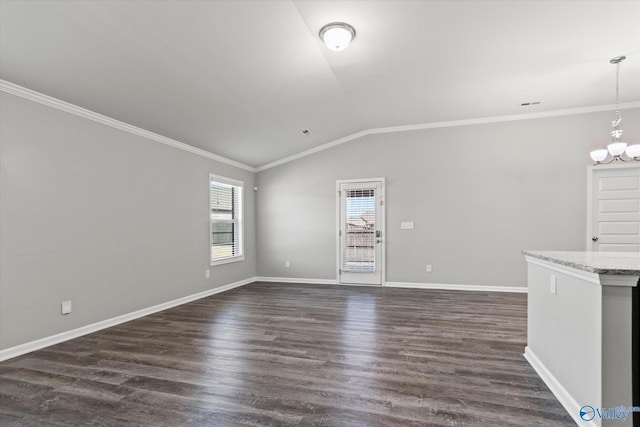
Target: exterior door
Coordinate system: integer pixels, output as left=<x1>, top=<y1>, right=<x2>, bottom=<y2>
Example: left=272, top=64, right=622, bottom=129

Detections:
left=589, top=164, right=640, bottom=252
left=337, top=179, right=385, bottom=285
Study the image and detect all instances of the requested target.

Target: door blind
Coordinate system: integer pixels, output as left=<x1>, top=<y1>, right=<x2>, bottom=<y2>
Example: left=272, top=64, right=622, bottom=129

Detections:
left=342, top=188, right=376, bottom=272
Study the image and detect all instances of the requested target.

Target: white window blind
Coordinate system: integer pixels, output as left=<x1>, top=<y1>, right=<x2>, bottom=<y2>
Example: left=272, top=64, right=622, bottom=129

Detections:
left=210, top=175, right=243, bottom=265
left=342, top=188, right=376, bottom=272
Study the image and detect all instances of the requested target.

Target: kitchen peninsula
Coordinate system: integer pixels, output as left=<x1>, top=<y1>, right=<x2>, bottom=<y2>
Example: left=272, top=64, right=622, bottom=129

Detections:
left=523, top=251, right=640, bottom=427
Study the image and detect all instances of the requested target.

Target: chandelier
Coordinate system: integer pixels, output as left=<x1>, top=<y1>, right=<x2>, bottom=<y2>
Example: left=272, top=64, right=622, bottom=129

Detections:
left=590, top=56, right=640, bottom=165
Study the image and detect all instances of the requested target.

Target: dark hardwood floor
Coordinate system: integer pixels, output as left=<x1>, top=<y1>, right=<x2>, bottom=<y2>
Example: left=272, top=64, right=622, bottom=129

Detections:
left=0, top=282, right=575, bottom=426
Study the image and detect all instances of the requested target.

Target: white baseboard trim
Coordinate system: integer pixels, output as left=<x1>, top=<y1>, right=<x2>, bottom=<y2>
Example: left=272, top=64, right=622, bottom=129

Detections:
left=254, top=278, right=527, bottom=293
left=384, top=281, right=528, bottom=293
left=524, top=346, right=584, bottom=427
left=0, top=277, right=256, bottom=362
left=255, top=276, right=338, bottom=285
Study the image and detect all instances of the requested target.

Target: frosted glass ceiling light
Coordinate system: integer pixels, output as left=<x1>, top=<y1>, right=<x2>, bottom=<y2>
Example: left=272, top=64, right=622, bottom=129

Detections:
left=607, top=142, right=627, bottom=157
left=319, top=22, right=355, bottom=52
left=590, top=56, right=639, bottom=165
left=625, top=144, right=640, bottom=159
left=590, top=149, right=609, bottom=163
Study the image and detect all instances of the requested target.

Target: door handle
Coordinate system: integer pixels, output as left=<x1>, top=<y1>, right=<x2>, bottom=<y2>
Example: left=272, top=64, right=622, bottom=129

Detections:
left=592, top=236, right=599, bottom=242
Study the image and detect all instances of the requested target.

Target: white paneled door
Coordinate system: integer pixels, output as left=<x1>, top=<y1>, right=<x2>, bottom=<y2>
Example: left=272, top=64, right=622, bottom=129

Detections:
left=589, top=164, right=640, bottom=252
left=337, top=179, right=385, bottom=285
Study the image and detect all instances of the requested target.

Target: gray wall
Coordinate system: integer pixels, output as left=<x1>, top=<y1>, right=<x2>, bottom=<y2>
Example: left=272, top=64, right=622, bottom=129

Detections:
left=3, top=86, right=638, bottom=351
left=256, top=108, right=640, bottom=287
left=0, top=92, right=256, bottom=350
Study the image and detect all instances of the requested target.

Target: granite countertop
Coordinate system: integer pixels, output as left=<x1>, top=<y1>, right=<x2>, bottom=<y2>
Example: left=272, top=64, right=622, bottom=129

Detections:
left=522, top=250, right=640, bottom=275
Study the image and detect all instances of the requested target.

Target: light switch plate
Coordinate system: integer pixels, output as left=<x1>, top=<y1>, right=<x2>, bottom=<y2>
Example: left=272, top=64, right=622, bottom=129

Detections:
left=61, top=300, right=72, bottom=315
left=550, top=275, right=557, bottom=294
left=400, top=221, right=414, bottom=230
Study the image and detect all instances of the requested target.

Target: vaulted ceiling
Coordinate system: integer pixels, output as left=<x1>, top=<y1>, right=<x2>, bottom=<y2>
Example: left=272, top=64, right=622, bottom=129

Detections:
left=1, top=0, right=639, bottom=168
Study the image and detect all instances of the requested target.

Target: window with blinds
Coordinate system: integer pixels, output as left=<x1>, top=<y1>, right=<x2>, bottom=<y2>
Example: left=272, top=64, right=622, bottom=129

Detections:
left=210, top=174, right=244, bottom=265
left=342, top=188, right=376, bottom=272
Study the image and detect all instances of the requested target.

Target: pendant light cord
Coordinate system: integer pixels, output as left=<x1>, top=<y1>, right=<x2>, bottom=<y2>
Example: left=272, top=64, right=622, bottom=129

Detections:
left=609, top=55, right=625, bottom=133
left=614, top=60, right=620, bottom=127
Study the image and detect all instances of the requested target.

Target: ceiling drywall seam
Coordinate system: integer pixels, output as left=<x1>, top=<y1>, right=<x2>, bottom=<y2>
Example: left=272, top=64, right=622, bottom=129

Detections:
left=0, top=79, right=257, bottom=172
left=290, top=1, right=370, bottom=131
left=256, top=101, right=640, bottom=171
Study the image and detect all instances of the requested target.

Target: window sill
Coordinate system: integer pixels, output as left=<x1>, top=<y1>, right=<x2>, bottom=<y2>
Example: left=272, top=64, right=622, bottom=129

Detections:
left=211, top=255, right=245, bottom=267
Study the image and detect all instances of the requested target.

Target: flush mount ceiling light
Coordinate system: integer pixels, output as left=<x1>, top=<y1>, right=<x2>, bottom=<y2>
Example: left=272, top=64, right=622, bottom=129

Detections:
left=319, top=22, right=356, bottom=52
left=590, top=56, right=640, bottom=165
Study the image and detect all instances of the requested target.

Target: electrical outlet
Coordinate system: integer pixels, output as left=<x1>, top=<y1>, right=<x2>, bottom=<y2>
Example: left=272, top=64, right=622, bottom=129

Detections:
left=61, top=300, right=72, bottom=315
left=205, top=270, right=210, bottom=278
left=285, top=261, right=291, bottom=268
left=426, top=264, right=432, bottom=273
left=550, top=275, right=557, bottom=294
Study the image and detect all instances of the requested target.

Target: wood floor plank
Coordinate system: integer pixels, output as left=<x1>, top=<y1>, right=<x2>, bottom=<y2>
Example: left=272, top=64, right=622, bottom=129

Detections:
left=0, top=283, right=575, bottom=426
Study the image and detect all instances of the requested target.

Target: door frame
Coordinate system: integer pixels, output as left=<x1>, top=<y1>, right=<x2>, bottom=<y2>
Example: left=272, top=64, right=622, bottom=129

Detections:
left=336, top=178, right=386, bottom=285
left=586, top=162, right=640, bottom=251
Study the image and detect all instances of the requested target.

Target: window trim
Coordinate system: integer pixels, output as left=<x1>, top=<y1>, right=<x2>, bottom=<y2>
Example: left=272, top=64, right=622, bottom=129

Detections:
left=210, top=174, right=244, bottom=266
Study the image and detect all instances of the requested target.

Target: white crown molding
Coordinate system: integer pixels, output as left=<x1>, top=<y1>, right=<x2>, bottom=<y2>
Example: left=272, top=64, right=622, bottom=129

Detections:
left=0, top=79, right=256, bottom=172
left=256, top=101, right=640, bottom=172
left=4, top=78, right=639, bottom=174
left=525, top=256, right=601, bottom=285
left=0, top=277, right=257, bottom=362
left=524, top=256, right=639, bottom=287
left=257, top=130, right=371, bottom=171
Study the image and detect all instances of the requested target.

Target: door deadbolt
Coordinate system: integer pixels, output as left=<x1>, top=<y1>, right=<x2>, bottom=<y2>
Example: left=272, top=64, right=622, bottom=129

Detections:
left=592, top=236, right=599, bottom=242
